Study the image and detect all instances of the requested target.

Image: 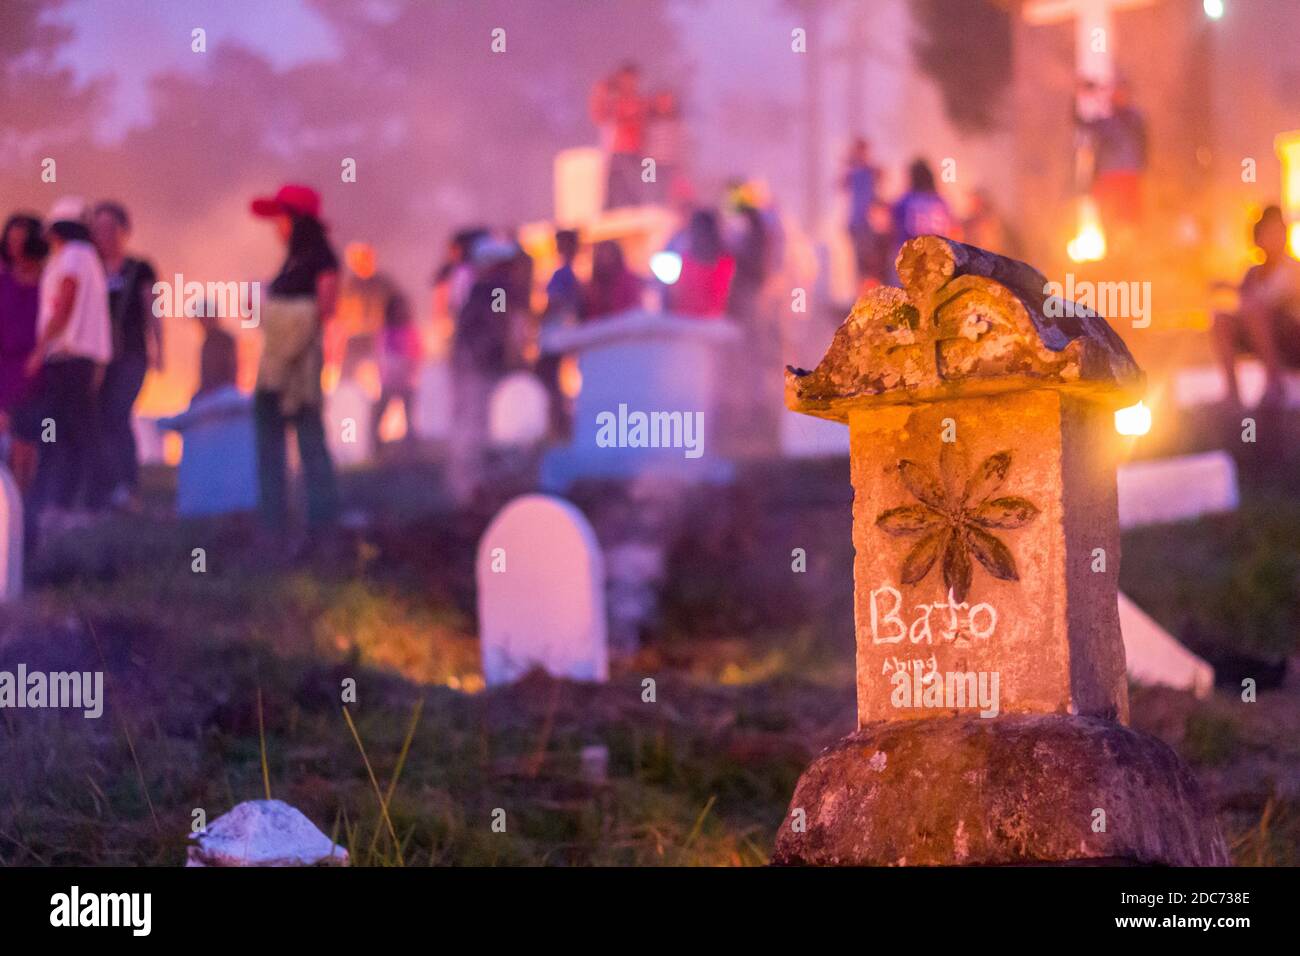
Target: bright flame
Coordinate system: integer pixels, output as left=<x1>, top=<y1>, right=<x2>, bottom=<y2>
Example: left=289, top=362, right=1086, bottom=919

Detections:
left=1203, top=0, right=1225, bottom=20
left=1115, top=401, right=1152, bottom=437
left=649, top=250, right=683, bottom=285
left=1276, top=130, right=1300, bottom=259
left=1067, top=197, right=1107, bottom=263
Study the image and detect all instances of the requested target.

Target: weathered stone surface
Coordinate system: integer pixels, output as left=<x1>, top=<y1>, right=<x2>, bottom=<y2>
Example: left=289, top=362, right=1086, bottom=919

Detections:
left=786, top=236, right=1144, bottom=421
left=186, top=799, right=349, bottom=867
left=848, top=388, right=1128, bottom=724
left=772, top=715, right=1229, bottom=867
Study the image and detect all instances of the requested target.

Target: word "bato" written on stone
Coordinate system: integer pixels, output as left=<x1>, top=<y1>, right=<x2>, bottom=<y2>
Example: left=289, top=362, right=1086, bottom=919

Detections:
left=869, top=585, right=998, bottom=645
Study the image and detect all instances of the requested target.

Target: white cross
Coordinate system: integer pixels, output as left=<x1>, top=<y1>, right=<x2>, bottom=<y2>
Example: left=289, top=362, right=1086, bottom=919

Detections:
left=1021, top=0, right=1157, bottom=85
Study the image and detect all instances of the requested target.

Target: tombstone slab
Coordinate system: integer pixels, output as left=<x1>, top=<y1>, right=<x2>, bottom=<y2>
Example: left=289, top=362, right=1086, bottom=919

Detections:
left=157, top=385, right=258, bottom=517
left=775, top=236, right=1227, bottom=866
left=539, top=311, right=739, bottom=490
left=476, top=494, right=608, bottom=685
left=1117, top=450, right=1238, bottom=528
left=488, top=371, right=551, bottom=448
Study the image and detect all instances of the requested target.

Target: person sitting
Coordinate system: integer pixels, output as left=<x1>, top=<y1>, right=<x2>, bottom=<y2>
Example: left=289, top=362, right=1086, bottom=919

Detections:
left=1211, top=205, right=1300, bottom=409
left=580, top=241, right=641, bottom=321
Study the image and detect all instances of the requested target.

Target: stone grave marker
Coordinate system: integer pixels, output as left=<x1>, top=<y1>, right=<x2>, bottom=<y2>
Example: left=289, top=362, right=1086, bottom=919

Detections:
left=539, top=310, right=739, bottom=490
left=0, top=464, right=22, bottom=600
left=1118, top=591, right=1213, bottom=698
left=157, top=385, right=258, bottom=517
left=476, top=494, right=608, bottom=686
left=1117, top=449, right=1238, bottom=528
left=773, top=236, right=1228, bottom=866
left=488, top=371, right=551, bottom=448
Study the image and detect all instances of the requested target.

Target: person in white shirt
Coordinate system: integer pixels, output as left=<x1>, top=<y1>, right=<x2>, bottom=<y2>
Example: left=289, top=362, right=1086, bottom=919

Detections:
left=26, top=196, right=112, bottom=531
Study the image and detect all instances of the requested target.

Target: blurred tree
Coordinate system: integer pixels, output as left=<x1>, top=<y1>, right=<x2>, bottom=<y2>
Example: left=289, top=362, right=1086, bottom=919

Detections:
left=0, top=0, right=101, bottom=164
left=909, top=0, right=1012, bottom=134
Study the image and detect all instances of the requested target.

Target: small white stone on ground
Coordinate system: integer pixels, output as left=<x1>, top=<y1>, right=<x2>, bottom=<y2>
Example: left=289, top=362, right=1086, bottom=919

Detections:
left=186, top=799, right=349, bottom=867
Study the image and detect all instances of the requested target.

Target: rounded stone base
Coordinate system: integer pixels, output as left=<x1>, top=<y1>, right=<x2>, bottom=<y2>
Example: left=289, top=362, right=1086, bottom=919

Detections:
left=772, top=715, right=1228, bottom=866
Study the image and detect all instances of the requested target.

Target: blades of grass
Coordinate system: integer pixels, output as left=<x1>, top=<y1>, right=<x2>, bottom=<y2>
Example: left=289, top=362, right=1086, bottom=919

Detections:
left=682, top=793, right=717, bottom=851
left=366, top=697, right=424, bottom=859
left=341, top=706, right=404, bottom=866
left=83, top=615, right=160, bottom=833
left=256, top=687, right=272, bottom=801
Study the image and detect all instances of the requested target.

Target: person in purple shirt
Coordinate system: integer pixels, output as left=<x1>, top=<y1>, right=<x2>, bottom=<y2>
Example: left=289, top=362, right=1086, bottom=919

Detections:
left=0, top=213, right=48, bottom=492
left=890, top=159, right=955, bottom=282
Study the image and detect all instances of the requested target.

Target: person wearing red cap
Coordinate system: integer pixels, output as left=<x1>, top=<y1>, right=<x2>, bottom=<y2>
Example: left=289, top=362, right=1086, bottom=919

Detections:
left=249, top=184, right=340, bottom=540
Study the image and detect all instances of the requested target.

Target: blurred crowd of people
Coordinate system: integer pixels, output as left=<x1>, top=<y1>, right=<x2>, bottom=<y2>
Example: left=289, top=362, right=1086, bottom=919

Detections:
left=0, top=198, right=162, bottom=549
left=839, top=139, right=1019, bottom=292
left=1, top=63, right=1294, bottom=556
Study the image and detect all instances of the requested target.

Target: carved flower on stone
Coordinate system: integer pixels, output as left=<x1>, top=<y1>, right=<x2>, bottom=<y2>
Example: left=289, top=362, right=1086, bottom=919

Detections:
left=875, top=447, right=1039, bottom=603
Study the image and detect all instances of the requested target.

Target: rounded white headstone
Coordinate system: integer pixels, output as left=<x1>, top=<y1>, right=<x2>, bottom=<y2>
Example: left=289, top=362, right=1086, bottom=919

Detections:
left=0, top=464, right=21, bottom=601
left=476, top=494, right=607, bottom=686
left=488, top=371, right=550, bottom=448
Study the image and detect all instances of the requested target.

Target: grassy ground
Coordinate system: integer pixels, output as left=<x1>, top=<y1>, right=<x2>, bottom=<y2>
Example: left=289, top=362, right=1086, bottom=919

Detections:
left=0, top=453, right=1295, bottom=865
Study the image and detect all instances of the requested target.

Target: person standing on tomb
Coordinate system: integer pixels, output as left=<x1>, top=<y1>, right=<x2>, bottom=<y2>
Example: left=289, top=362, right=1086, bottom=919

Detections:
left=842, top=137, right=881, bottom=287
left=0, top=213, right=48, bottom=494
left=1079, top=79, right=1147, bottom=252
left=1211, top=205, right=1300, bottom=409
left=248, top=184, right=340, bottom=539
left=670, top=210, right=735, bottom=319
left=590, top=63, right=648, bottom=210
left=644, top=90, right=687, bottom=206
left=89, top=201, right=160, bottom=513
left=25, top=197, right=111, bottom=537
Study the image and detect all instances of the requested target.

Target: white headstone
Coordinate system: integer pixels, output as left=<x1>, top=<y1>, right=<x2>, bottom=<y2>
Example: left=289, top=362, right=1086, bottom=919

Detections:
left=1174, top=360, right=1300, bottom=410
left=325, top=379, right=374, bottom=467
left=488, top=371, right=550, bottom=449
left=476, top=494, right=608, bottom=686
left=1119, top=592, right=1214, bottom=699
left=0, top=465, right=22, bottom=600
left=1117, top=451, right=1239, bottom=528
